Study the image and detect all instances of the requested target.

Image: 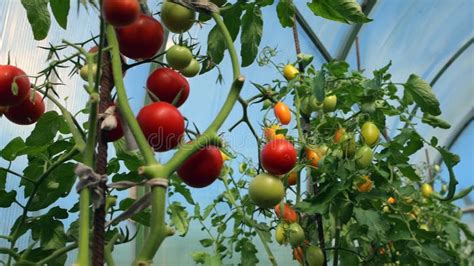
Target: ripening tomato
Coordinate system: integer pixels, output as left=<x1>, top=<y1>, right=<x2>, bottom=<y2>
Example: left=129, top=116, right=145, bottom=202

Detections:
left=293, top=247, right=304, bottom=264
left=274, top=102, right=291, bottom=125
left=261, top=139, right=297, bottom=175
left=5, top=92, right=45, bottom=125
left=421, top=183, right=433, bottom=198
left=287, top=171, right=297, bottom=186
left=102, top=105, right=124, bottom=143
left=136, top=102, right=184, bottom=151
left=387, top=197, right=397, bottom=204
left=116, top=14, right=164, bottom=60
left=248, top=173, right=285, bottom=209
left=305, top=148, right=320, bottom=168
left=356, top=175, right=373, bottom=192
left=361, top=121, right=380, bottom=146
left=102, top=0, right=140, bottom=27
left=306, top=245, right=325, bottom=266
left=0, top=106, right=7, bottom=116
left=264, top=124, right=285, bottom=141
left=322, top=95, right=337, bottom=112
left=166, top=45, right=193, bottom=70
left=146, top=68, right=189, bottom=107
left=333, top=128, right=346, bottom=144
left=178, top=145, right=223, bottom=188
left=283, top=64, right=299, bottom=80
left=355, top=145, right=373, bottom=167
left=288, top=223, right=305, bottom=247
left=160, top=1, right=195, bottom=33
left=0, top=65, right=31, bottom=107
left=275, top=203, right=298, bottom=223
left=275, top=223, right=288, bottom=245
left=180, top=58, right=201, bottom=77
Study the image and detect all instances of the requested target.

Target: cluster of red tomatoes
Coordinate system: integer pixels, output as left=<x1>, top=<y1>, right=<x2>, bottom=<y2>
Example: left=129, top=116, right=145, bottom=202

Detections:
left=0, top=65, right=45, bottom=125
left=102, top=0, right=223, bottom=188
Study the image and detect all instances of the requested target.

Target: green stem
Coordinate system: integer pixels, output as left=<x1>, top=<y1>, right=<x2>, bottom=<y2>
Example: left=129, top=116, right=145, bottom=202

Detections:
left=0, top=248, right=19, bottom=261
left=293, top=89, right=304, bottom=203
left=333, top=215, right=340, bottom=266
left=104, top=232, right=120, bottom=266
left=0, top=168, right=36, bottom=184
left=37, top=243, right=78, bottom=265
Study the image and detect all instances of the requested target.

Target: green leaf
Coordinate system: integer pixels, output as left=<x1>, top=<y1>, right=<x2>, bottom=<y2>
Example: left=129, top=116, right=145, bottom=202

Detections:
left=222, top=4, right=242, bottom=41
left=312, top=71, right=326, bottom=101
left=353, top=208, right=389, bottom=240
left=1, top=137, right=26, bottom=161
left=207, top=25, right=227, bottom=66
left=404, top=74, right=441, bottom=116
left=26, top=111, right=62, bottom=146
left=276, top=0, right=295, bottom=27
left=0, top=168, right=6, bottom=190
left=204, top=254, right=222, bottom=266
left=436, top=147, right=460, bottom=201
left=307, top=0, right=372, bottom=24
left=21, top=0, right=51, bottom=40
left=168, top=202, right=189, bottom=236
left=325, top=60, right=349, bottom=77
left=241, top=4, right=263, bottom=67
left=40, top=220, right=66, bottom=250
left=422, top=114, right=451, bottom=129
left=0, top=190, right=16, bottom=207
left=409, top=243, right=450, bottom=264
left=237, top=238, right=259, bottom=265
left=49, top=0, right=69, bottom=29
left=256, top=0, right=275, bottom=6
left=199, top=238, right=214, bottom=247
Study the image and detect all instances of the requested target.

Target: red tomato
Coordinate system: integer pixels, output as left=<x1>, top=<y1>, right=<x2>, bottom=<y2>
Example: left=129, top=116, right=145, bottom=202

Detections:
left=5, top=92, right=45, bottom=125
left=146, top=68, right=189, bottom=107
left=102, top=0, right=140, bottom=27
left=177, top=145, right=224, bottom=188
left=137, top=102, right=184, bottom=151
left=0, top=65, right=31, bottom=106
left=274, top=203, right=298, bottom=223
left=116, top=14, right=164, bottom=60
left=261, top=139, right=297, bottom=175
left=102, top=105, right=124, bottom=143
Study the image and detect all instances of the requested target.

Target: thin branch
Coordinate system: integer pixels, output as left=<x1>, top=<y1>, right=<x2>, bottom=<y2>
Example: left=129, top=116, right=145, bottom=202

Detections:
left=0, top=168, right=36, bottom=184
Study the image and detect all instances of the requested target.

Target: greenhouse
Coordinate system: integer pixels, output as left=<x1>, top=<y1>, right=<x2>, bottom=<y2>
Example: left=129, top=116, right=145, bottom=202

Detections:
left=0, top=0, right=472, bottom=265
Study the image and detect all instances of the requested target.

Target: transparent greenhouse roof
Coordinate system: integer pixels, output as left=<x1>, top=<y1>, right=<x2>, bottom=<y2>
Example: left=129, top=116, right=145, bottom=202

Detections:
left=0, top=0, right=472, bottom=264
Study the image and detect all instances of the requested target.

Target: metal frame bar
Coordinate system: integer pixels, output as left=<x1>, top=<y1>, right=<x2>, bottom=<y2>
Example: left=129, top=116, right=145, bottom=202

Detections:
left=294, top=7, right=333, bottom=62
left=337, top=0, right=377, bottom=60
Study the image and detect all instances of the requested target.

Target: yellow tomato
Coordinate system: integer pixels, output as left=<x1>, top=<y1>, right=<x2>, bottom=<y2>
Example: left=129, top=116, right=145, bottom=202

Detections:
left=264, top=124, right=285, bottom=141
left=421, top=183, right=433, bottom=198
left=357, top=175, right=373, bottom=192
left=387, top=197, right=397, bottom=204
left=283, top=64, right=299, bottom=80
left=274, top=102, right=291, bottom=125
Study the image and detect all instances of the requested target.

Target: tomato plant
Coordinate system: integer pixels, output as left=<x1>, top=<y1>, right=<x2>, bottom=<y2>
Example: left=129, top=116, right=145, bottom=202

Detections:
left=0, top=0, right=470, bottom=265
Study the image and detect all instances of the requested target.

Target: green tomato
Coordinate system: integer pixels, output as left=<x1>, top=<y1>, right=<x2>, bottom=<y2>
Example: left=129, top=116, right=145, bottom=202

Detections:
left=309, top=95, right=323, bottom=112
left=180, top=58, right=201, bottom=77
left=419, top=224, right=429, bottom=231
left=275, top=223, right=288, bottom=245
left=248, top=173, right=285, bottom=209
left=361, top=121, right=380, bottom=146
left=322, top=95, right=337, bottom=112
left=300, top=96, right=312, bottom=115
left=339, top=201, right=353, bottom=224
left=332, top=148, right=343, bottom=159
left=306, top=245, right=325, bottom=266
left=434, top=164, right=441, bottom=172
left=161, top=1, right=195, bottom=33
left=341, top=134, right=356, bottom=158
left=361, top=102, right=376, bottom=113
left=79, top=63, right=98, bottom=81
left=288, top=223, right=305, bottom=247
left=421, top=183, right=433, bottom=198
left=355, top=145, right=373, bottom=167
left=166, top=45, right=193, bottom=70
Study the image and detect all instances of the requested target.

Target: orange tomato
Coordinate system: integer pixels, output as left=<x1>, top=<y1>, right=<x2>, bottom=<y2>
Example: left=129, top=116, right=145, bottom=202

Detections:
left=274, top=203, right=298, bottom=223
left=288, top=172, right=297, bottom=186
left=305, top=149, right=320, bottom=168
left=378, top=247, right=385, bottom=255
left=264, top=124, right=285, bottom=141
left=274, top=102, right=291, bottom=125
left=333, top=128, right=346, bottom=143
left=387, top=197, right=397, bottom=204
left=293, top=246, right=304, bottom=264
left=357, top=175, right=373, bottom=192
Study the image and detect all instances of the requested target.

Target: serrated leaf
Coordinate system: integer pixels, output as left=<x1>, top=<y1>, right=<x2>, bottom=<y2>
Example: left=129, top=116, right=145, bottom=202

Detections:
left=312, top=71, right=326, bottom=101
left=354, top=208, right=389, bottom=240
left=0, top=190, right=16, bottom=207
left=307, top=0, right=372, bottom=24
left=422, top=114, right=451, bottom=129
left=404, top=74, right=441, bottom=116
left=49, top=0, right=69, bottom=29
left=238, top=238, right=259, bottom=265
left=276, top=0, right=294, bottom=27
left=21, top=0, right=51, bottom=40
left=325, top=60, right=349, bottom=77
left=26, top=111, right=62, bottom=146
left=241, top=4, right=263, bottom=67
left=207, top=25, right=226, bottom=66
left=168, top=202, right=189, bottom=236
